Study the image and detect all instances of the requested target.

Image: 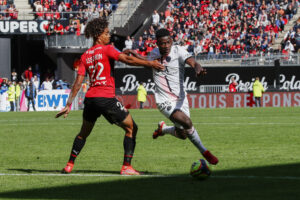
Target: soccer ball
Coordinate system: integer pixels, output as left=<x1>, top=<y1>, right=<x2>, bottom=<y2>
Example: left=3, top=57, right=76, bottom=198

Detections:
left=190, top=159, right=211, bottom=179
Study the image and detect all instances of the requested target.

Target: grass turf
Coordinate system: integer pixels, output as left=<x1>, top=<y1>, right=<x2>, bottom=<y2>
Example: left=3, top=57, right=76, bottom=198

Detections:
left=0, top=107, right=300, bottom=200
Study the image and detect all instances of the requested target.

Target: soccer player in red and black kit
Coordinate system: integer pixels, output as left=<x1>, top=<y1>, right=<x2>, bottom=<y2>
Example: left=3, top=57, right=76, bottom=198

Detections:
left=56, top=18, right=164, bottom=175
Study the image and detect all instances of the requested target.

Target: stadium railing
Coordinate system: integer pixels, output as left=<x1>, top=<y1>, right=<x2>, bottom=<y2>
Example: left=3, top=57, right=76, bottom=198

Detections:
left=199, top=85, right=228, bottom=93
left=44, top=34, right=93, bottom=49
left=114, top=53, right=300, bottom=67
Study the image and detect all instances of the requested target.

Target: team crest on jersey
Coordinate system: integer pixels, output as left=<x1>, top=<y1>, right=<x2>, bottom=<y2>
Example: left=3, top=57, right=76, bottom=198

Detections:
left=166, top=106, right=172, bottom=111
left=157, top=101, right=171, bottom=111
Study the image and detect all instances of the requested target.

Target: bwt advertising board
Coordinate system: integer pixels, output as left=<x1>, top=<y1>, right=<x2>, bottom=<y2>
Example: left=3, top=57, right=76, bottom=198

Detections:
left=20, top=89, right=70, bottom=111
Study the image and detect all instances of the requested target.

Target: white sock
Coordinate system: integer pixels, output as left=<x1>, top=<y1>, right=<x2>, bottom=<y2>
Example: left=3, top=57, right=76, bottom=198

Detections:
left=162, top=125, right=176, bottom=136
left=187, top=127, right=207, bottom=153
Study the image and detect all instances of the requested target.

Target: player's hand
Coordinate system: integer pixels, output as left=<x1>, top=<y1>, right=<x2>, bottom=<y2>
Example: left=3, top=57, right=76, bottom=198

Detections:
left=55, top=106, right=71, bottom=118
left=195, top=65, right=207, bottom=77
left=151, top=60, right=165, bottom=71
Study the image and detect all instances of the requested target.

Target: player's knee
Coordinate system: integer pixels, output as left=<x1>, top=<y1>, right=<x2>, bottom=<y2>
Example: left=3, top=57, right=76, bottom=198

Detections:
left=185, top=119, right=193, bottom=129
left=176, top=129, right=187, bottom=140
left=178, top=134, right=187, bottom=140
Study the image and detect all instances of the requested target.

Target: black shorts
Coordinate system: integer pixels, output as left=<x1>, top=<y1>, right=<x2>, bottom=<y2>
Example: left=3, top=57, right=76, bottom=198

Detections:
left=83, top=97, right=129, bottom=124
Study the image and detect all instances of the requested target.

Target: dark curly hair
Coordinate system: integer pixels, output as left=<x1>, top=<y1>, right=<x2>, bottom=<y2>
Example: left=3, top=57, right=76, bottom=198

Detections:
left=84, top=17, right=109, bottom=41
left=155, top=28, right=170, bottom=39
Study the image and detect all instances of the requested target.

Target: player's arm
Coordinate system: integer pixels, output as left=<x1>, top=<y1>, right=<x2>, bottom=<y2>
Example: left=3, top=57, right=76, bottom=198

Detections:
left=118, top=53, right=164, bottom=70
left=185, top=57, right=207, bottom=77
left=55, top=74, right=85, bottom=118
left=122, top=49, right=147, bottom=60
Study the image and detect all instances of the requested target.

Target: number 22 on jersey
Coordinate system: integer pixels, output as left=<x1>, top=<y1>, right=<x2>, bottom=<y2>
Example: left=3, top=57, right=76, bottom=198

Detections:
left=89, top=62, right=106, bottom=86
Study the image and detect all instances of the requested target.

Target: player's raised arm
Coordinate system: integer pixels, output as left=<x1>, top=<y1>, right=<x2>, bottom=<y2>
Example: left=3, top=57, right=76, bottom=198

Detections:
left=185, top=57, right=207, bottom=77
left=55, top=74, right=85, bottom=118
left=122, top=49, right=147, bottom=60
left=118, top=52, right=164, bottom=70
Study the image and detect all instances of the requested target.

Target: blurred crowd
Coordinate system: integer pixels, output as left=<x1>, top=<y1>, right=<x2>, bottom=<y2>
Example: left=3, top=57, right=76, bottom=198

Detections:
left=124, top=0, right=300, bottom=58
left=0, top=0, right=18, bottom=20
left=35, top=0, right=120, bottom=35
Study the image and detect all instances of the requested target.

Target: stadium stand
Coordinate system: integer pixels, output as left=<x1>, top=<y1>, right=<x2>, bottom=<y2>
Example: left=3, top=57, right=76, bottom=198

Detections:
left=29, top=0, right=121, bottom=35
left=125, top=0, right=300, bottom=57
left=0, top=0, right=18, bottom=20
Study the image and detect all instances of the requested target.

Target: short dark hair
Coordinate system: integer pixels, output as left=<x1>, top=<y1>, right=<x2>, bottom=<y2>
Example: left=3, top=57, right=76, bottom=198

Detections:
left=155, top=28, right=170, bottom=39
left=84, top=17, right=108, bottom=41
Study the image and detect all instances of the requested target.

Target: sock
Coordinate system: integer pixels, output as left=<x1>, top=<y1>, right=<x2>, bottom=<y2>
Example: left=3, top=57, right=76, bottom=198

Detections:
left=162, top=125, right=176, bottom=136
left=187, top=127, right=207, bottom=154
left=123, top=136, right=136, bottom=166
left=68, top=136, right=86, bottom=164
left=162, top=125, right=185, bottom=139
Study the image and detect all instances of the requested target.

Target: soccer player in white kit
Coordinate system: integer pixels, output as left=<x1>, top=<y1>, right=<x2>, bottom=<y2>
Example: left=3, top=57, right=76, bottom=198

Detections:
left=125, top=28, right=218, bottom=165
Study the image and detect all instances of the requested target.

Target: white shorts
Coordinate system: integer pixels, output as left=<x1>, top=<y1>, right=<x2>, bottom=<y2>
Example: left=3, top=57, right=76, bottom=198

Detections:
left=156, top=96, right=190, bottom=128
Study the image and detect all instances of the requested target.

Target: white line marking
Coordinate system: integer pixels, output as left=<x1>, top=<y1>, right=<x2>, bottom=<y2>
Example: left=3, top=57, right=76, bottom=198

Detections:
left=0, top=173, right=300, bottom=180
left=1, top=122, right=300, bottom=126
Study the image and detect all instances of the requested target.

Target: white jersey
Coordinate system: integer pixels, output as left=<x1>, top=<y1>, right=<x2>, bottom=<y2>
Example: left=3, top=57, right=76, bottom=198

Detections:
left=148, top=45, right=192, bottom=103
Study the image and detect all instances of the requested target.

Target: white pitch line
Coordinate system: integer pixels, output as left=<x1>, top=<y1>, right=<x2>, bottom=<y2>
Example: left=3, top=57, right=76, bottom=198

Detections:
left=1, top=122, right=300, bottom=126
left=0, top=173, right=300, bottom=180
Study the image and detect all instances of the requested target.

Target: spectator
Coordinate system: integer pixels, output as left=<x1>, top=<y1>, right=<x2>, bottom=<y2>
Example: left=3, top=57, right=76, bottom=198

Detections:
left=32, top=75, right=40, bottom=90
left=110, top=0, right=119, bottom=12
left=33, top=1, right=43, bottom=12
left=229, top=77, right=237, bottom=92
left=7, top=81, right=15, bottom=112
left=137, top=82, right=147, bottom=109
left=194, top=41, right=203, bottom=56
left=22, top=66, right=33, bottom=81
left=124, top=35, right=133, bottom=50
left=61, top=79, right=69, bottom=89
left=11, top=69, right=17, bottom=82
left=0, top=78, right=8, bottom=93
left=295, top=27, right=300, bottom=52
left=104, top=1, right=112, bottom=14
left=25, top=81, right=37, bottom=111
left=56, top=79, right=69, bottom=89
left=15, top=81, right=21, bottom=111
left=133, top=36, right=146, bottom=55
left=41, top=77, right=53, bottom=90
left=51, top=1, right=58, bottom=11
left=152, top=10, right=160, bottom=29
left=253, top=77, right=264, bottom=107
left=54, top=22, right=64, bottom=35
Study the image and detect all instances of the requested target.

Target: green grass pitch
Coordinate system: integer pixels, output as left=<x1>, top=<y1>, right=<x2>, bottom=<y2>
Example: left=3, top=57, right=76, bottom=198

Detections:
left=0, top=107, right=300, bottom=200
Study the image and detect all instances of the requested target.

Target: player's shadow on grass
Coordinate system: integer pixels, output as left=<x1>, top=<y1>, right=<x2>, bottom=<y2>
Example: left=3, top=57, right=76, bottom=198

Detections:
left=7, top=168, right=160, bottom=175
left=1, top=163, right=300, bottom=200
left=7, top=168, right=120, bottom=174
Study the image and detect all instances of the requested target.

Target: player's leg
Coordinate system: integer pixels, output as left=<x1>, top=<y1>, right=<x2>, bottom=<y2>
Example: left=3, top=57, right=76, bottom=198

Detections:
left=153, top=100, right=189, bottom=139
left=118, top=114, right=140, bottom=175
left=102, top=98, right=140, bottom=175
left=170, top=110, right=218, bottom=165
left=62, top=119, right=95, bottom=173
left=62, top=98, right=99, bottom=173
